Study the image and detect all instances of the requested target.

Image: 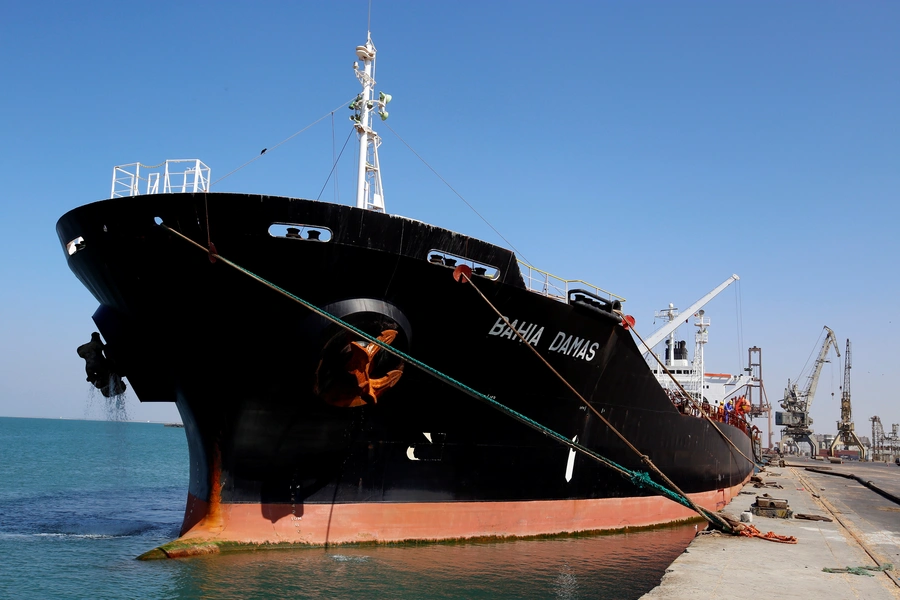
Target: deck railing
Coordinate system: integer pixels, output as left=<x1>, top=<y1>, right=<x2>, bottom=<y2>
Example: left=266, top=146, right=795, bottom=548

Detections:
left=517, top=260, right=626, bottom=304
left=111, top=159, right=210, bottom=198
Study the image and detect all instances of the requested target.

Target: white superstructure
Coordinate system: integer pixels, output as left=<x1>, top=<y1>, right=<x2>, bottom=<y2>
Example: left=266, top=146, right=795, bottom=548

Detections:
left=643, top=276, right=750, bottom=406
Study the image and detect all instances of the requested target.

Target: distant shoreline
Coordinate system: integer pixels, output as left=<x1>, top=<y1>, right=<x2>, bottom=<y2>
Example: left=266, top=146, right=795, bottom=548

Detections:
left=0, top=415, right=184, bottom=425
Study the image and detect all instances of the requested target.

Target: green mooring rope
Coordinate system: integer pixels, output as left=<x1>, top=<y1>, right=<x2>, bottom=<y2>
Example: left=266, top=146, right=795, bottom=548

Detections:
left=161, top=225, right=728, bottom=530
left=823, top=564, right=894, bottom=576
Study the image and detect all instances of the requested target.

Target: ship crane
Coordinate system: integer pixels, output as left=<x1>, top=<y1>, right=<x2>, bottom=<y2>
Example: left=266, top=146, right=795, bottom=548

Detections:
left=778, top=326, right=839, bottom=456
left=641, top=275, right=740, bottom=353
left=640, top=275, right=751, bottom=406
left=829, top=340, right=867, bottom=459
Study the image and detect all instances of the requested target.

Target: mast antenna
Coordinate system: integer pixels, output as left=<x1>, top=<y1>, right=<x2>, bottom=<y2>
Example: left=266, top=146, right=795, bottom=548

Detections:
left=350, top=30, right=392, bottom=212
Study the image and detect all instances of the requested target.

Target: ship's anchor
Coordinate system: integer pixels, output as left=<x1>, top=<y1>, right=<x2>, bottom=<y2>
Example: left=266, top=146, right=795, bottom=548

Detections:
left=76, top=332, right=127, bottom=398
left=315, top=329, right=404, bottom=407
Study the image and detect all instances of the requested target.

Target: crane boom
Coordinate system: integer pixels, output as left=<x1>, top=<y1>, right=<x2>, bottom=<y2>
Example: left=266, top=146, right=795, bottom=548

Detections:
left=801, top=326, right=840, bottom=413
left=842, top=339, right=852, bottom=402
left=641, top=274, right=739, bottom=352
left=777, top=326, right=840, bottom=456
left=830, top=339, right=866, bottom=459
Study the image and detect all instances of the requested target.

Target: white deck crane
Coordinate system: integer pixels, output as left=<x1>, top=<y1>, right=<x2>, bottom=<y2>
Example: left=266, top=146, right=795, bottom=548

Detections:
left=640, top=275, right=749, bottom=405
left=777, top=326, right=840, bottom=455
left=829, top=339, right=867, bottom=459
left=640, top=275, right=740, bottom=352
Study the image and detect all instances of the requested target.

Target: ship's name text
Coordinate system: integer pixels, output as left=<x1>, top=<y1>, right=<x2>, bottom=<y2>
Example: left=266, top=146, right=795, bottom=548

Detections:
left=487, top=316, right=599, bottom=362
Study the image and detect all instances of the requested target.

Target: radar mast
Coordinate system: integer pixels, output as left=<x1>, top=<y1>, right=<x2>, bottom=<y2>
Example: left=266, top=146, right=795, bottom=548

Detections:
left=351, top=32, right=391, bottom=212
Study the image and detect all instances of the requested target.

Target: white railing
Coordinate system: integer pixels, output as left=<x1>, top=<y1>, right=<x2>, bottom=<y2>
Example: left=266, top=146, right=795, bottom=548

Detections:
left=518, top=260, right=626, bottom=304
left=111, top=159, right=210, bottom=198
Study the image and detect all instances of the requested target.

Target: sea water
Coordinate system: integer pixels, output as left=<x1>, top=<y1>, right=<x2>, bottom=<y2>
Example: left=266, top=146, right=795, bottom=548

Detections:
left=0, top=417, right=696, bottom=599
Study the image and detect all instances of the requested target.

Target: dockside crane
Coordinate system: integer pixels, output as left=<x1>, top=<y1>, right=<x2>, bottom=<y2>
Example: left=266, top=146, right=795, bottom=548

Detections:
left=871, top=416, right=900, bottom=463
left=829, top=339, right=867, bottom=459
left=777, top=326, right=840, bottom=455
left=745, top=347, right=773, bottom=449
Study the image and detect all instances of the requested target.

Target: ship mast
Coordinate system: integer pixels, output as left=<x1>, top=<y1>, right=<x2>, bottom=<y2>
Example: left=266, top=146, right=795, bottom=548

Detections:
left=692, top=308, right=709, bottom=396
left=351, top=32, right=391, bottom=212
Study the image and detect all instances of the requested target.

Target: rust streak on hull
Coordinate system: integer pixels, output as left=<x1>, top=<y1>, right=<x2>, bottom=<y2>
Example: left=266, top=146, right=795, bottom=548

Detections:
left=180, top=444, right=224, bottom=537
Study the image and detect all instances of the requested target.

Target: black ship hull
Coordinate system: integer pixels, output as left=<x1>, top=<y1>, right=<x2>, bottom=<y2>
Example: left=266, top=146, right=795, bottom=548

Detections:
left=57, top=193, right=754, bottom=554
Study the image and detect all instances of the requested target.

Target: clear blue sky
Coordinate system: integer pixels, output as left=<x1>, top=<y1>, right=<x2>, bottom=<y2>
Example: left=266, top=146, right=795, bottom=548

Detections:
left=1, top=2, right=897, bottom=443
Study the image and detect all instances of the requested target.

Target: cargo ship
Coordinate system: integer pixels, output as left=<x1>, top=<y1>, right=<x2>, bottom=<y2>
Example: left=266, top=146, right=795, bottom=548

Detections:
left=56, top=32, right=755, bottom=557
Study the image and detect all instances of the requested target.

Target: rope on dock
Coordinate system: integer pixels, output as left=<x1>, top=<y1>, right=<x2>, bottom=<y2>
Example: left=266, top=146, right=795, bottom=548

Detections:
left=823, top=564, right=894, bottom=576
left=159, top=223, right=736, bottom=533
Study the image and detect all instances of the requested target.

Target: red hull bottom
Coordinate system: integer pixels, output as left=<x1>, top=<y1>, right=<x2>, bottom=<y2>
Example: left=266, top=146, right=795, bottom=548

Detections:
left=142, top=478, right=749, bottom=557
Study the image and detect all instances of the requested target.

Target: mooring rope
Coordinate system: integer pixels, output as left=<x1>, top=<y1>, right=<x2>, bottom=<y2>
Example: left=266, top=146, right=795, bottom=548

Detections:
left=455, top=272, right=732, bottom=532
left=159, top=223, right=732, bottom=531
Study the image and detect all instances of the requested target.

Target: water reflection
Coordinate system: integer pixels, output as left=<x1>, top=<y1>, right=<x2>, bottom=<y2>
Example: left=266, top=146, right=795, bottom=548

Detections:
left=164, top=524, right=697, bottom=599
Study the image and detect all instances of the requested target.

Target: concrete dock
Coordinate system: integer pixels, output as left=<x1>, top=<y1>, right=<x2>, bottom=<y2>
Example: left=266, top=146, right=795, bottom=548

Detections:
left=643, top=458, right=900, bottom=599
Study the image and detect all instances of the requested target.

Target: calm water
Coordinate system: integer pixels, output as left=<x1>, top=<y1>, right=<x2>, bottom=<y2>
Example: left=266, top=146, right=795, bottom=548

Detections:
left=0, top=416, right=696, bottom=599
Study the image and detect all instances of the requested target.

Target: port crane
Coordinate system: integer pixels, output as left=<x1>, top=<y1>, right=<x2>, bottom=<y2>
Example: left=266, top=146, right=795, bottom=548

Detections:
left=829, top=339, right=866, bottom=459
left=870, top=416, right=900, bottom=463
left=777, top=326, right=840, bottom=455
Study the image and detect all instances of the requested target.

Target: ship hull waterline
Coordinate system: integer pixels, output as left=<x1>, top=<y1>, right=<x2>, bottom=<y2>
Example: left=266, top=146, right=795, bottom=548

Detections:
left=137, top=480, right=746, bottom=558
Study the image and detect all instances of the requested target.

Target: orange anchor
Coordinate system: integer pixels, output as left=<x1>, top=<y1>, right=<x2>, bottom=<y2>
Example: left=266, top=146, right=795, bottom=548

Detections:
left=317, top=329, right=404, bottom=407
